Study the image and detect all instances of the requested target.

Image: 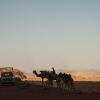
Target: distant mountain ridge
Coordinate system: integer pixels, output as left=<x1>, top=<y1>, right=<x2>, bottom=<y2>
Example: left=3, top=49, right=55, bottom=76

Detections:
left=55, top=69, right=100, bottom=81
left=25, top=70, right=100, bottom=81
left=1, top=67, right=100, bottom=81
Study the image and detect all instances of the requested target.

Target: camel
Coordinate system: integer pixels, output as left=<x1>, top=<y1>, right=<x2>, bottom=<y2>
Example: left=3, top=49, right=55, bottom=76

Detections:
left=50, top=68, right=62, bottom=88
left=58, top=72, right=75, bottom=91
left=33, top=70, right=54, bottom=87
left=33, top=70, right=48, bottom=86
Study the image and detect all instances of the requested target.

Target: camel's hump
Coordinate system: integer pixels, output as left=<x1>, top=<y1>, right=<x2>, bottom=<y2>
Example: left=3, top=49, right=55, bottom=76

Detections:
left=40, top=71, right=49, bottom=74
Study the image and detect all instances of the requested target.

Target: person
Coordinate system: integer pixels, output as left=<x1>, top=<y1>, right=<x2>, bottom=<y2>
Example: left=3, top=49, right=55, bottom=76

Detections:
left=52, top=67, right=56, bottom=74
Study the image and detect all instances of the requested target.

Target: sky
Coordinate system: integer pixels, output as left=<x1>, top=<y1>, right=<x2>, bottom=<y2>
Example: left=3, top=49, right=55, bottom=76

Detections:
left=0, top=0, right=100, bottom=73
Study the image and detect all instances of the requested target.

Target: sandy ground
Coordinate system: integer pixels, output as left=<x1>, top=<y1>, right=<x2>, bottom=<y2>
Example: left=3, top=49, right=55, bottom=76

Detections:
left=0, top=81, right=100, bottom=100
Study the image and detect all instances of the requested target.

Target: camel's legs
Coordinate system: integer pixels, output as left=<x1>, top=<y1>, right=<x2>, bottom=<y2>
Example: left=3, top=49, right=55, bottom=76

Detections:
left=41, top=78, right=44, bottom=86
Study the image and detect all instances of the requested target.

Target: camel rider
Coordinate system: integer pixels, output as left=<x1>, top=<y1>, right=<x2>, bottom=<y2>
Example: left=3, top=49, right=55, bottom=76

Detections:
left=52, top=67, right=56, bottom=74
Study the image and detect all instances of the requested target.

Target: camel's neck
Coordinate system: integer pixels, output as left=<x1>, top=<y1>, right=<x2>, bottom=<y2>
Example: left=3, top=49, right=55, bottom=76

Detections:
left=33, top=71, right=40, bottom=77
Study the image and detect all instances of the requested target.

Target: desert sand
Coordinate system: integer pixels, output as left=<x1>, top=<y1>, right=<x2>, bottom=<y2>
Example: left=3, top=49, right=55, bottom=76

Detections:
left=0, top=81, right=100, bottom=100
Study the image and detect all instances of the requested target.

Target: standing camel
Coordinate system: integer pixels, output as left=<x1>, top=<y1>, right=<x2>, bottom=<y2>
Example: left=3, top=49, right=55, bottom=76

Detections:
left=33, top=70, right=54, bottom=87
left=33, top=70, right=48, bottom=86
left=58, top=72, right=75, bottom=91
left=49, top=67, right=63, bottom=88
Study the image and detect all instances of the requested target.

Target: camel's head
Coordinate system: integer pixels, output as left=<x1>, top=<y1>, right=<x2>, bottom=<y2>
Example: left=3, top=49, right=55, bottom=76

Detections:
left=33, top=70, right=36, bottom=74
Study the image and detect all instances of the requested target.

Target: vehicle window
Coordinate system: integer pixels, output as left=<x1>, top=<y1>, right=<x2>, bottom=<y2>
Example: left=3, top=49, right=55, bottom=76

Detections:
left=1, top=72, right=13, bottom=77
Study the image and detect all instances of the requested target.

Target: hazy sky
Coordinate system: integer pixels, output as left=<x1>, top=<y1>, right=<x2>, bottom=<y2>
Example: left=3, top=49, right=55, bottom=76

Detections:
left=0, top=0, right=100, bottom=72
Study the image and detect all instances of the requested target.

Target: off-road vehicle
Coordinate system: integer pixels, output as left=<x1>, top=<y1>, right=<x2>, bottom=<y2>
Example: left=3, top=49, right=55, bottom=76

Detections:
left=1, top=72, right=15, bottom=85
